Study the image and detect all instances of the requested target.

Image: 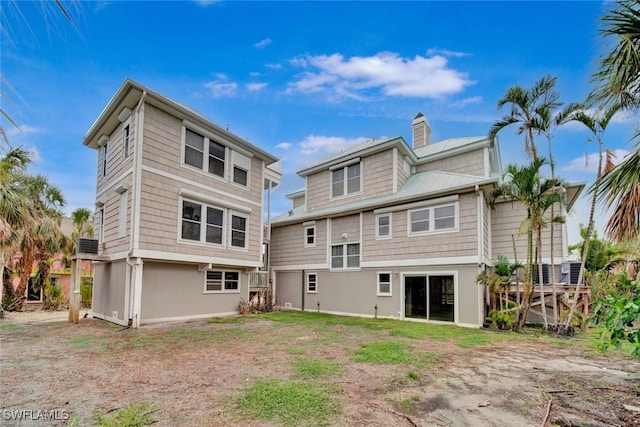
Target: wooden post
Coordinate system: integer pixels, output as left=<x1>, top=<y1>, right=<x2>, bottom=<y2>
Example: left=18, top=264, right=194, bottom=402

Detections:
left=68, top=256, right=81, bottom=323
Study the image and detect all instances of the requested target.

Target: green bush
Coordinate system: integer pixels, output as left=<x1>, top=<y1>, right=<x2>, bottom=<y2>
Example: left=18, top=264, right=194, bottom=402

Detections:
left=486, top=309, right=515, bottom=330
left=80, top=277, right=93, bottom=308
left=43, top=280, right=64, bottom=311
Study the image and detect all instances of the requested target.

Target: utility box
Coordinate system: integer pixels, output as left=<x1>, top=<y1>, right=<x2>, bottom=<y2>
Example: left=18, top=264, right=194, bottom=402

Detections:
left=77, top=237, right=99, bottom=255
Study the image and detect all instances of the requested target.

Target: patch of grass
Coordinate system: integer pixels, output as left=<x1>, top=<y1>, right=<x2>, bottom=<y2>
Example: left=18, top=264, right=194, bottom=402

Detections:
left=0, top=322, right=21, bottom=331
left=407, top=370, right=420, bottom=380
left=207, top=315, right=250, bottom=324
left=353, top=341, right=415, bottom=365
left=67, top=336, right=97, bottom=347
left=93, top=402, right=157, bottom=427
left=293, top=359, right=341, bottom=379
left=236, top=378, right=337, bottom=426
left=266, top=311, right=510, bottom=348
left=286, top=348, right=305, bottom=356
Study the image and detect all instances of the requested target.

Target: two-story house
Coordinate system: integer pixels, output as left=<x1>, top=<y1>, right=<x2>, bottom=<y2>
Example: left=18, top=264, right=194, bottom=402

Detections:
left=269, top=114, right=583, bottom=327
left=83, top=80, right=281, bottom=327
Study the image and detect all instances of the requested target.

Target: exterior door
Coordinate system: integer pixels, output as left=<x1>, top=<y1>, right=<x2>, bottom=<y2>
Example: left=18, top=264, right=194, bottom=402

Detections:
left=404, top=276, right=427, bottom=319
left=404, top=275, right=454, bottom=322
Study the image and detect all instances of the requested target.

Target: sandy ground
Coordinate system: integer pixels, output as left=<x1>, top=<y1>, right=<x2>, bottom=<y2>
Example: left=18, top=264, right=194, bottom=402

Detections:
left=1, top=312, right=639, bottom=427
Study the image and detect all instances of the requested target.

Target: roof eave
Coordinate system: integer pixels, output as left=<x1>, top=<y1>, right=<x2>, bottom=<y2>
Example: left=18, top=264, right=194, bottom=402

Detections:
left=272, top=177, right=498, bottom=227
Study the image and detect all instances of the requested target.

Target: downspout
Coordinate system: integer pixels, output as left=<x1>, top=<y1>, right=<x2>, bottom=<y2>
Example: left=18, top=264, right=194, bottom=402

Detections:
left=126, top=90, right=146, bottom=327
left=476, top=184, right=485, bottom=326
left=301, top=269, right=305, bottom=311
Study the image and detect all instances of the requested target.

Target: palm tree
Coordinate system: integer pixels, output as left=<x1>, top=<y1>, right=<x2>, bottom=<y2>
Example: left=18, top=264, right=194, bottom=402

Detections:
left=533, top=102, right=584, bottom=324
left=11, top=174, right=65, bottom=311
left=590, top=0, right=640, bottom=242
left=0, top=148, right=32, bottom=311
left=565, top=106, right=620, bottom=327
left=590, top=0, right=640, bottom=111
left=489, top=75, right=562, bottom=162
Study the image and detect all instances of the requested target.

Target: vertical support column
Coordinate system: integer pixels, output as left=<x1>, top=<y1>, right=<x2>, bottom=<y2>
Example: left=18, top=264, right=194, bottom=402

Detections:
left=68, top=257, right=82, bottom=323
left=130, top=257, right=144, bottom=328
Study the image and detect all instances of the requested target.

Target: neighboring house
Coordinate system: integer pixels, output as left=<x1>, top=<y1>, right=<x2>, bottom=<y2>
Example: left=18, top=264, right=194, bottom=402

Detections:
left=8, top=218, right=93, bottom=305
left=269, top=114, right=583, bottom=327
left=83, top=80, right=281, bottom=327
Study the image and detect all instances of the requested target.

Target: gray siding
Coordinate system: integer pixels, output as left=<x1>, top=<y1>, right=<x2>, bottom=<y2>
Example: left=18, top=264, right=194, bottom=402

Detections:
left=137, top=170, right=261, bottom=263
left=397, top=152, right=411, bottom=190
left=92, top=261, right=127, bottom=323
left=490, top=201, right=562, bottom=261
left=275, top=264, right=482, bottom=326
left=417, top=149, right=485, bottom=176
left=362, top=193, right=478, bottom=261
left=292, top=196, right=305, bottom=209
left=330, top=214, right=360, bottom=244
left=141, top=104, right=262, bottom=206
left=306, top=150, right=395, bottom=210
left=271, top=220, right=328, bottom=266
left=140, top=261, right=246, bottom=322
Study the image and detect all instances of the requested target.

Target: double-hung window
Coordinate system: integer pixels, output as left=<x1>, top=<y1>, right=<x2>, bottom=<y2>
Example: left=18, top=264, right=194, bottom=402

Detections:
left=307, top=273, right=317, bottom=293
left=331, top=162, right=361, bottom=198
left=408, top=202, right=457, bottom=235
left=205, top=270, right=240, bottom=292
left=331, top=243, right=360, bottom=269
left=181, top=200, right=224, bottom=245
left=123, top=125, right=130, bottom=159
left=376, top=214, right=391, bottom=239
left=377, top=272, right=392, bottom=296
left=305, top=225, right=316, bottom=247
left=231, top=214, right=247, bottom=249
left=102, top=143, right=108, bottom=177
left=184, top=128, right=226, bottom=178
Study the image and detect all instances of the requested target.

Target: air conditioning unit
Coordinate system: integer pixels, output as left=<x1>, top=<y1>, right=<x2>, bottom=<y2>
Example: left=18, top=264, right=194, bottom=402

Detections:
left=77, top=238, right=99, bottom=255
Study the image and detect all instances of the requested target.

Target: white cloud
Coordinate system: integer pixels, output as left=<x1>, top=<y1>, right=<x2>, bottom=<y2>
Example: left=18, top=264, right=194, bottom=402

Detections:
left=449, top=96, right=482, bottom=108
left=426, top=48, right=470, bottom=58
left=193, top=0, right=221, bottom=6
left=276, top=142, right=293, bottom=150
left=287, top=52, right=472, bottom=101
left=266, top=63, right=282, bottom=70
left=298, top=135, right=370, bottom=156
left=562, top=148, right=630, bottom=173
left=6, top=125, right=47, bottom=138
left=254, top=38, right=272, bottom=49
left=204, top=77, right=238, bottom=98
left=246, top=82, right=267, bottom=92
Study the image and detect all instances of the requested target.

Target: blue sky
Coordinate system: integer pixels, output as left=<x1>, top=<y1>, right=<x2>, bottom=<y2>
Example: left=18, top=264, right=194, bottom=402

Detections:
left=1, top=1, right=637, bottom=245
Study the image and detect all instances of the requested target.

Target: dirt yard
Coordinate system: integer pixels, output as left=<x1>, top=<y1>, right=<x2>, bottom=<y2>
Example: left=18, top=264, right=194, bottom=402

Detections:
left=1, top=311, right=639, bottom=426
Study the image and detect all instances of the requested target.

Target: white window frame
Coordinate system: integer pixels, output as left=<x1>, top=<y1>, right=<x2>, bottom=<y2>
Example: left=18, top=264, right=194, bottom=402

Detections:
left=304, top=225, right=316, bottom=247
left=407, top=202, right=458, bottom=236
left=102, top=143, right=108, bottom=177
left=232, top=165, right=248, bottom=187
left=179, top=199, right=226, bottom=247
left=182, top=126, right=227, bottom=180
left=375, top=213, right=392, bottom=240
left=229, top=212, right=248, bottom=250
left=117, top=190, right=127, bottom=238
left=377, top=272, right=392, bottom=296
left=203, top=270, right=241, bottom=293
left=98, top=207, right=105, bottom=243
left=331, top=161, right=362, bottom=199
left=331, top=243, right=360, bottom=270
left=306, top=273, right=318, bottom=293
left=122, top=124, right=131, bottom=160
left=231, top=150, right=252, bottom=189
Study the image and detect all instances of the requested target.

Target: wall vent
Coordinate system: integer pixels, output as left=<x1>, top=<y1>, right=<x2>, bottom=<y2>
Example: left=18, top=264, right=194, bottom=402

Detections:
left=284, top=302, right=292, bottom=309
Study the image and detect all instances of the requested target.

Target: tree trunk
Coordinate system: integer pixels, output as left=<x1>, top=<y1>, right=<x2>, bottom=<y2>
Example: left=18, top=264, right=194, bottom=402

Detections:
left=549, top=203, right=558, bottom=324
left=512, top=234, right=521, bottom=325
left=518, top=223, right=535, bottom=329
left=537, top=226, right=548, bottom=329
left=566, top=137, right=604, bottom=328
left=13, top=250, right=34, bottom=311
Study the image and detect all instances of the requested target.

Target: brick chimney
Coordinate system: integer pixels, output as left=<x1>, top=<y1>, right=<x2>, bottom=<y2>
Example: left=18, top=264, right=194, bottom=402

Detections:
left=411, top=112, right=431, bottom=149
